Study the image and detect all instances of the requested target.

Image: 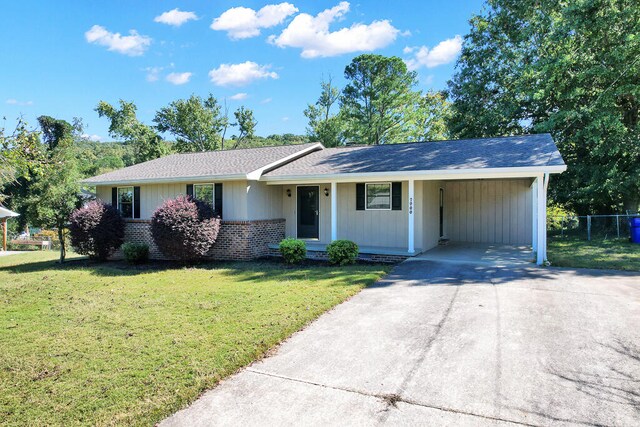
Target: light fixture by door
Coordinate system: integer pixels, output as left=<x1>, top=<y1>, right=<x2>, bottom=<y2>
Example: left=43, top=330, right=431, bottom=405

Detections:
left=286, top=189, right=292, bottom=197
left=324, top=188, right=329, bottom=197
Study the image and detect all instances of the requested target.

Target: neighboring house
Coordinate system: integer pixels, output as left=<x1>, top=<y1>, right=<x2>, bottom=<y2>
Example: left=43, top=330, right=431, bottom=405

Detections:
left=83, top=134, right=566, bottom=264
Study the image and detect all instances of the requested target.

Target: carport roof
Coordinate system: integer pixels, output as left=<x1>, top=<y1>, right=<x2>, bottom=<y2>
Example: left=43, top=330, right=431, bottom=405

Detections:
left=263, top=134, right=565, bottom=178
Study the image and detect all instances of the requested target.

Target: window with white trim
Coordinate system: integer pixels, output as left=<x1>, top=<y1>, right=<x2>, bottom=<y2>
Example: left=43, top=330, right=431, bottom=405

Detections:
left=366, top=183, right=391, bottom=210
left=193, top=184, right=214, bottom=208
left=118, top=187, right=134, bottom=219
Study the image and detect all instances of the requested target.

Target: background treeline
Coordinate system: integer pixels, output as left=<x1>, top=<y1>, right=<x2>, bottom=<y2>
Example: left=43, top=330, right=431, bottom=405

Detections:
left=2, top=0, right=639, bottom=233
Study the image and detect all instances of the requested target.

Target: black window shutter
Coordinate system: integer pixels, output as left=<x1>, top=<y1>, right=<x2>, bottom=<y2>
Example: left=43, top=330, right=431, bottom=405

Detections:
left=215, top=183, right=223, bottom=218
left=186, top=184, right=194, bottom=197
left=392, top=182, right=402, bottom=210
left=133, top=186, right=141, bottom=218
left=356, top=183, right=365, bottom=210
left=111, top=187, right=117, bottom=207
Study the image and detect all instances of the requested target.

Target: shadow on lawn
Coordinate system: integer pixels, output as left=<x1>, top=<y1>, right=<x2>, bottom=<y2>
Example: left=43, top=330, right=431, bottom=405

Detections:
left=0, top=256, right=385, bottom=284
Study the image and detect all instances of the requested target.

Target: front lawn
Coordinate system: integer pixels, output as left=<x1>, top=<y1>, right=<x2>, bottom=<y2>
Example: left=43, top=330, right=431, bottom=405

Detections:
left=547, top=236, right=640, bottom=271
left=0, top=252, right=388, bottom=426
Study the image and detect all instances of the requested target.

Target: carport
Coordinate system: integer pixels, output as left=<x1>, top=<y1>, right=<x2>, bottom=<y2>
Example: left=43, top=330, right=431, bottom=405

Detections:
left=418, top=177, right=539, bottom=265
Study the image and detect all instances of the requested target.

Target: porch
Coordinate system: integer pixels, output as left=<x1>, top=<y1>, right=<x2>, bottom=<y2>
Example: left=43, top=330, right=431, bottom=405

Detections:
left=269, top=174, right=550, bottom=265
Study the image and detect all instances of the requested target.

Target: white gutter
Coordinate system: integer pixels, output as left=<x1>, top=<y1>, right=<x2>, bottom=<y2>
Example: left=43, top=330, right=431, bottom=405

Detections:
left=262, top=165, right=567, bottom=185
left=82, top=174, right=247, bottom=186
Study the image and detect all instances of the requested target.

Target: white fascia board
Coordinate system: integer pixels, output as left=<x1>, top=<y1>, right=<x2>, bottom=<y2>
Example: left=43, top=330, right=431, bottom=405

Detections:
left=261, top=165, right=567, bottom=185
left=82, top=174, right=247, bottom=186
left=245, top=143, right=324, bottom=181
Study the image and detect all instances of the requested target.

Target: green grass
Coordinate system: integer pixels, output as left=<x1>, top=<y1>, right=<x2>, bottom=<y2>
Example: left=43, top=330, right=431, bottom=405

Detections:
left=0, top=252, right=388, bottom=426
left=548, top=236, right=640, bottom=271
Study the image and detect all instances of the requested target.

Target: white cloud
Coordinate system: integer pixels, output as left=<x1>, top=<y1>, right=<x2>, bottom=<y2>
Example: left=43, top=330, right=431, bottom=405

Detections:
left=144, top=66, right=163, bottom=82
left=260, top=97, right=272, bottom=104
left=82, top=133, right=102, bottom=142
left=208, top=61, right=278, bottom=86
left=282, top=116, right=290, bottom=121
left=166, top=72, right=192, bottom=85
left=85, top=25, right=151, bottom=56
left=211, top=2, right=298, bottom=40
left=268, top=1, right=399, bottom=58
left=154, top=8, right=198, bottom=27
left=404, top=35, right=463, bottom=70
left=229, top=92, right=248, bottom=100
left=5, top=99, right=33, bottom=106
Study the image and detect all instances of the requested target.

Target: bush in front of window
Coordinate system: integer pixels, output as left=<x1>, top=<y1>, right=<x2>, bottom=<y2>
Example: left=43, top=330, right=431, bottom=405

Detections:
left=326, top=240, right=359, bottom=265
left=279, top=238, right=307, bottom=264
left=69, top=201, right=125, bottom=261
left=122, top=242, right=149, bottom=265
left=150, top=195, right=221, bottom=261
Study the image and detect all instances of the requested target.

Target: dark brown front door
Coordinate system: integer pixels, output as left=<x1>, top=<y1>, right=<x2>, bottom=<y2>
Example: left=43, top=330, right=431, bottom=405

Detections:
left=297, top=186, right=319, bottom=239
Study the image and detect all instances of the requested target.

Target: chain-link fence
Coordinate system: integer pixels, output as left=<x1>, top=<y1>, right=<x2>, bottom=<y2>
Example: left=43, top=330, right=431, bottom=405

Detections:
left=548, top=214, right=640, bottom=241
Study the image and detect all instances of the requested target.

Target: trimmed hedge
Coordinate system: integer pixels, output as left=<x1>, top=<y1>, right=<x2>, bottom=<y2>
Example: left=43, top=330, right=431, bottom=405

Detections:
left=122, top=243, right=149, bottom=265
left=279, top=238, right=307, bottom=264
left=151, top=195, right=221, bottom=261
left=326, top=240, right=359, bottom=265
left=69, top=201, right=125, bottom=261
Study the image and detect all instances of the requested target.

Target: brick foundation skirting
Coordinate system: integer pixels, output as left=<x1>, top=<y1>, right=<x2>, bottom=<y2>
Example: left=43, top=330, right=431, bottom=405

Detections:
left=114, top=219, right=285, bottom=261
left=266, top=247, right=407, bottom=264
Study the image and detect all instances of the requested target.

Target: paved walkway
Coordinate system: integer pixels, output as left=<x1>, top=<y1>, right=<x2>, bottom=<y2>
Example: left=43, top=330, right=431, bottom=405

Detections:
left=0, top=251, right=24, bottom=257
left=162, top=260, right=640, bottom=426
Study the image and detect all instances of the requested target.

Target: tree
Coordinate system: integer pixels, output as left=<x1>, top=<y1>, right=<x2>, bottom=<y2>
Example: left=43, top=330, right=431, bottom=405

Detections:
left=407, top=91, right=452, bottom=141
left=37, top=115, right=73, bottom=151
left=154, top=94, right=226, bottom=153
left=231, top=106, right=257, bottom=149
left=447, top=0, right=640, bottom=213
left=25, top=143, right=81, bottom=262
left=304, top=78, right=344, bottom=147
left=96, top=100, right=169, bottom=163
left=340, top=54, right=421, bottom=145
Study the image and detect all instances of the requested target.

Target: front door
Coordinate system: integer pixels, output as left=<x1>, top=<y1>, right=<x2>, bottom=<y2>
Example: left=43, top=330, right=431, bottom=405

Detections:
left=297, top=186, right=319, bottom=239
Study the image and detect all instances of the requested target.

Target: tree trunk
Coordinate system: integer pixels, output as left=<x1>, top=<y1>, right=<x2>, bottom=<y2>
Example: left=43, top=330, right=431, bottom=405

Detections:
left=57, top=225, right=66, bottom=263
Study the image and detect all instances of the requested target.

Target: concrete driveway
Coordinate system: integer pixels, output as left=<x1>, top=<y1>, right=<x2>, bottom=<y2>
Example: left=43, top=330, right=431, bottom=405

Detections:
left=162, top=260, right=640, bottom=426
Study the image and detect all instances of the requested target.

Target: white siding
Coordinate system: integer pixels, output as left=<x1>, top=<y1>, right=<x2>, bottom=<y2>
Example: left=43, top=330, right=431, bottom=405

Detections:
left=246, top=181, right=283, bottom=220
left=443, top=179, right=533, bottom=245
left=422, top=180, right=443, bottom=252
left=95, top=180, right=249, bottom=220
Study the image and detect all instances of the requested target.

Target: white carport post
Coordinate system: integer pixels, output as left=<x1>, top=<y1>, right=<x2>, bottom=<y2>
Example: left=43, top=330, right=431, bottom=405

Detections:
left=330, top=181, right=337, bottom=241
left=535, top=173, right=548, bottom=265
left=532, top=178, right=538, bottom=253
left=408, top=179, right=415, bottom=254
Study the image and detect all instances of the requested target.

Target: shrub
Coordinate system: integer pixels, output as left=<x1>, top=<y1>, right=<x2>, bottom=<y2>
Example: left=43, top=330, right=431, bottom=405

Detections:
left=122, top=243, right=149, bottom=265
left=69, top=201, right=125, bottom=261
left=326, top=240, right=359, bottom=265
left=279, top=238, right=307, bottom=264
left=150, top=195, right=221, bottom=261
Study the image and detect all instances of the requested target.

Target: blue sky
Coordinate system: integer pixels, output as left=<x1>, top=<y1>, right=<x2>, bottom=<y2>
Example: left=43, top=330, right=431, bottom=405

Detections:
left=0, top=0, right=484, bottom=141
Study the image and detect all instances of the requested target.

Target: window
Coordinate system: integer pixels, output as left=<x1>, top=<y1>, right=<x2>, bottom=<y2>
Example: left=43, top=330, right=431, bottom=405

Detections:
left=194, top=184, right=214, bottom=208
left=118, top=187, right=134, bottom=219
left=366, top=183, right=391, bottom=210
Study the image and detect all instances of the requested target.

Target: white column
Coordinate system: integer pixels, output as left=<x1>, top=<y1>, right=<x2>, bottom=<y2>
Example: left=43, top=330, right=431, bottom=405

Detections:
left=542, top=173, right=549, bottom=261
left=532, top=178, right=538, bottom=252
left=408, top=179, right=415, bottom=253
left=536, top=174, right=546, bottom=265
left=330, top=181, right=337, bottom=241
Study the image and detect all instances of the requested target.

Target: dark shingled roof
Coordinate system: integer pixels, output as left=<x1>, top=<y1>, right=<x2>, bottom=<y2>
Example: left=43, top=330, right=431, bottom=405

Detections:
left=263, top=134, right=565, bottom=178
left=83, top=143, right=320, bottom=184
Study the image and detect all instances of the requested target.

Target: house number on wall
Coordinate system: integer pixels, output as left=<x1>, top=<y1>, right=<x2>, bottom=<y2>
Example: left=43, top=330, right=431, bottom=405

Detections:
left=409, top=197, right=413, bottom=214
